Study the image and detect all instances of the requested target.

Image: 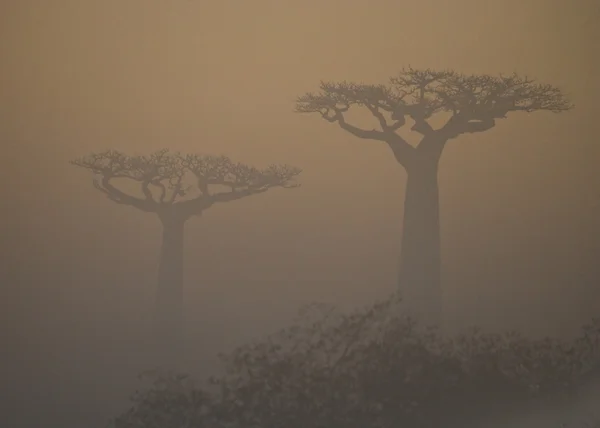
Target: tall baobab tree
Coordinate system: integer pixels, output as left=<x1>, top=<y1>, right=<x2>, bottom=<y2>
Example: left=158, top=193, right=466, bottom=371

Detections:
left=72, top=149, right=301, bottom=366
left=296, top=68, right=571, bottom=326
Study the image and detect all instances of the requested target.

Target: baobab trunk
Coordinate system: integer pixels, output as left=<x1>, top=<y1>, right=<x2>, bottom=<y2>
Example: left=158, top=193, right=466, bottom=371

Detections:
left=399, top=154, right=442, bottom=327
left=153, top=213, right=186, bottom=367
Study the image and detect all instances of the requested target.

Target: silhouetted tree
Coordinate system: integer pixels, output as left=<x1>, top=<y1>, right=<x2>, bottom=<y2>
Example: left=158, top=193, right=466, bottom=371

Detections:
left=111, top=295, right=600, bottom=428
left=72, top=149, right=301, bottom=366
left=296, top=68, right=572, bottom=326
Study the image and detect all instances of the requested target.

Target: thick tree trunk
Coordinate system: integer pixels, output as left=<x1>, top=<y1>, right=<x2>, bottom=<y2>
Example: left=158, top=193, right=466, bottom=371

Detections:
left=153, top=214, right=186, bottom=368
left=399, top=155, right=442, bottom=327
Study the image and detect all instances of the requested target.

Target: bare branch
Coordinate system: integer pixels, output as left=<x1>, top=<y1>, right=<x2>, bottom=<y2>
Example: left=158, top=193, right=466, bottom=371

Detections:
left=95, top=175, right=157, bottom=212
left=71, top=151, right=158, bottom=211
left=71, top=149, right=131, bottom=176
left=151, top=178, right=168, bottom=204
left=258, top=164, right=303, bottom=189
left=73, top=150, right=302, bottom=217
left=297, top=67, right=572, bottom=146
left=141, top=180, right=154, bottom=202
left=296, top=81, right=409, bottom=134
left=390, top=66, right=456, bottom=91
left=72, top=149, right=192, bottom=207
left=183, top=154, right=301, bottom=193
left=210, top=187, right=270, bottom=204
left=338, top=115, right=387, bottom=141
left=435, top=72, right=572, bottom=120
left=438, top=116, right=497, bottom=139
left=166, top=174, right=185, bottom=204
left=175, top=164, right=301, bottom=216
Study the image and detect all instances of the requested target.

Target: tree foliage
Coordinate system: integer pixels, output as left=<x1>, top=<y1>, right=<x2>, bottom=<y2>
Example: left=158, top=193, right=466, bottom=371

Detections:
left=111, top=294, right=600, bottom=428
left=296, top=68, right=572, bottom=167
left=72, top=149, right=301, bottom=216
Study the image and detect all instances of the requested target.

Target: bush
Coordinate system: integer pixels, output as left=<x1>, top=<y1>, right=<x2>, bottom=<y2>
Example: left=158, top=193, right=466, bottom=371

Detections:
left=111, top=293, right=600, bottom=428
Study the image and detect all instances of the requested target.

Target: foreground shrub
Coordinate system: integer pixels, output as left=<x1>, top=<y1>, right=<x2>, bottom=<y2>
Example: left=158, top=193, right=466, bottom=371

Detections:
left=112, top=294, right=600, bottom=428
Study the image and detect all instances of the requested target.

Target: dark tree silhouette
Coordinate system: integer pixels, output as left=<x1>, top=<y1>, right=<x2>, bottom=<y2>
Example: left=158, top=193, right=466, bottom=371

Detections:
left=296, top=68, right=572, bottom=326
left=111, top=296, right=600, bottom=428
left=72, top=149, right=301, bottom=366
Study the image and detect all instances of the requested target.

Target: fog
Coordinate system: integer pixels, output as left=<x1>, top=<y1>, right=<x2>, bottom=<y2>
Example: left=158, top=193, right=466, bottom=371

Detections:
left=1, top=0, right=599, bottom=426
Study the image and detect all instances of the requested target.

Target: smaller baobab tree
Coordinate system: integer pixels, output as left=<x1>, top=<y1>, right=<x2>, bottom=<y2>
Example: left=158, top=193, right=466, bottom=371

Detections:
left=72, top=149, right=301, bottom=367
left=296, top=68, right=572, bottom=327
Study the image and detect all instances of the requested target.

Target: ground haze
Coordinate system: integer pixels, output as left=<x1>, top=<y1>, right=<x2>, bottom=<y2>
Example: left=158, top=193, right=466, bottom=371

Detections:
left=1, top=1, right=599, bottom=427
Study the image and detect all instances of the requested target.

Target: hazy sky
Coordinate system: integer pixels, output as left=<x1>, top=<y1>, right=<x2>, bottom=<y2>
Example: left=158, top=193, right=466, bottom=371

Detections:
left=1, top=0, right=599, bottom=426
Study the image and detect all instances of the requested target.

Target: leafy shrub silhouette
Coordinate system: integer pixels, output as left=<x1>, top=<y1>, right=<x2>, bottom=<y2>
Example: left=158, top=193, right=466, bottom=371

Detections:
left=112, top=294, right=600, bottom=428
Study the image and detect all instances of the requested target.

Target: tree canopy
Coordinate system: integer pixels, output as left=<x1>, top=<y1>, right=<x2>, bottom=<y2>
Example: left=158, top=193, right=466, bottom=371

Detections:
left=72, top=149, right=301, bottom=216
left=111, top=294, right=600, bottom=428
left=296, top=68, right=572, bottom=166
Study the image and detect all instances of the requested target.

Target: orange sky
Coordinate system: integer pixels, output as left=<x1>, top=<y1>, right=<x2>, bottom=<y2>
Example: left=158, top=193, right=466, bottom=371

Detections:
left=1, top=0, right=599, bottom=426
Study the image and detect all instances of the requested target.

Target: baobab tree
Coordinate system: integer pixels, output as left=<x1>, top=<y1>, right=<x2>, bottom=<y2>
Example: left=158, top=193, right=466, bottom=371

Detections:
left=296, top=67, right=571, bottom=326
left=72, top=149, right=301, bottom=366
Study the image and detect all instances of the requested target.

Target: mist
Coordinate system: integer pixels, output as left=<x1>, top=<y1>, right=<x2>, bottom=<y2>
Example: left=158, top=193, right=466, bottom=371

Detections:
left=1, top=0, right=599, bottom=427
